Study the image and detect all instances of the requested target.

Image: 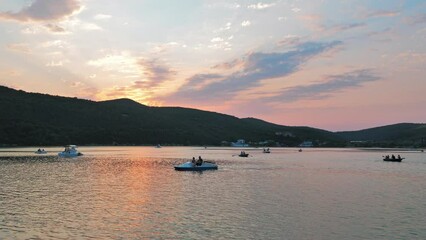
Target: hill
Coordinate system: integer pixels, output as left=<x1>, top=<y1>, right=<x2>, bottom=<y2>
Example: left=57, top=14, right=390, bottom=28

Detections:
left=0, top=86, right=342, bottom=146
left=336, top=123, right=426, bottom=147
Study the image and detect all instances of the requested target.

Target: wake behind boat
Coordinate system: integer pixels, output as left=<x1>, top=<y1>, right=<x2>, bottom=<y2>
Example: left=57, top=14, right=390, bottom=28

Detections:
left=58, top=145, right=83, bottom=158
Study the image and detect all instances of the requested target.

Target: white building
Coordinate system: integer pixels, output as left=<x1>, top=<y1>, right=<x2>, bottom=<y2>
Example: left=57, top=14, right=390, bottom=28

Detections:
left=231, top=139, right=249, bottom=147
left=299, top=141, right=313, bottom=147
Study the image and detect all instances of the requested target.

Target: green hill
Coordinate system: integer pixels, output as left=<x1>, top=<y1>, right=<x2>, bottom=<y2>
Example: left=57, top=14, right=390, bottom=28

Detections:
left=1, top=86, right=424, bottom=147
left=336, top=123, right=426, bottom=147
left=0, top=86, right=341, bottom=146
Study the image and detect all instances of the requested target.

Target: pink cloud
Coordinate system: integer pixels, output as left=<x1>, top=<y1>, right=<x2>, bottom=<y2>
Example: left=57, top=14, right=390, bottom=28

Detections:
left=0, top=0, right=81, bottom=22
left=364, top=10, right=400, bottom=18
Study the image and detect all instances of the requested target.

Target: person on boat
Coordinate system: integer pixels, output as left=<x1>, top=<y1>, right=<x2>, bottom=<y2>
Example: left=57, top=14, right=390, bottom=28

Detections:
left=37, top=148, right=41, bottom=152
left=397, top=154, right=401, bottom=160
left=385, top=155, right=389, bottom=160
left=191, top=157, right=196, bottom=166
left=196, top=156, right=203, bottom=166
left=391, top=154, right=396, bottom=159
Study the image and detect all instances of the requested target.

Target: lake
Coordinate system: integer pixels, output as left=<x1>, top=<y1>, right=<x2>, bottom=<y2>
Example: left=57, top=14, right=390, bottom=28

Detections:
left=1, top=147, right=425, bottom=239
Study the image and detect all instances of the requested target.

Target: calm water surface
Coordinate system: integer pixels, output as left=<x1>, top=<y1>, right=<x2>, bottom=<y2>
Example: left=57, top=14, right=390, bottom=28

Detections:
left=0, top=147, right=425, bottom=239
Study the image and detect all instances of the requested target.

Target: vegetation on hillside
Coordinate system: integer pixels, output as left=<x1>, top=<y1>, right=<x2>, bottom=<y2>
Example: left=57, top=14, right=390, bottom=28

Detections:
left=0, top=86, right=342, bottom=147
left=0, top=86, right=424, bottom=147
left=336, top=123, right=426, bottom=148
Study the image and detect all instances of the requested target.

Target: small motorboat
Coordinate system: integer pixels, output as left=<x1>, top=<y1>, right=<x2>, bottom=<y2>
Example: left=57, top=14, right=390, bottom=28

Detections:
left=58, top=145, right=83, bottom=158
left=174, top=161, right=218, bottom=171
left=35, top=149, right=47, bottom=154
left=238, top=151, right=249, bottom=157
left=263, top=148, right=270, bottom=153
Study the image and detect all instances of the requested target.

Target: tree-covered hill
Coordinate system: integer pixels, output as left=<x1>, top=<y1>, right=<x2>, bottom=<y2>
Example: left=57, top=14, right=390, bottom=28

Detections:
left=336, top=123, right=426, bottom=147
left=0, top=86, right=341, bottom=146
left=1, top=86, right=424, bottom=147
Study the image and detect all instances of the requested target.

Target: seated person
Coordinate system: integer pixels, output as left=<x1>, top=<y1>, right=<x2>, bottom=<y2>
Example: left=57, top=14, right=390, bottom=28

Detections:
left=196, top=156, right=203, bottom=166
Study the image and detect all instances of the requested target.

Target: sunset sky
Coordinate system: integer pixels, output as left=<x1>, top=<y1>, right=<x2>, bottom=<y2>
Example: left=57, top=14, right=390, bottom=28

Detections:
left=0, top=0, right=425, bottom=131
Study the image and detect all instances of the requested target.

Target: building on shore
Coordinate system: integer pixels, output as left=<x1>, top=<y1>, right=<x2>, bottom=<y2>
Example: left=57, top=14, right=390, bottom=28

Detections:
left=231, top=139, right=249, bottom=147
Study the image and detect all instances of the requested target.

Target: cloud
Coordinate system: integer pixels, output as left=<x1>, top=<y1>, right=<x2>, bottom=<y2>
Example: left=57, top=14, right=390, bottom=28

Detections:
left=366, top=27, right=392, bottom=37
left=292, top=7, right=301, bottom=13
left=241, top=20, right=251, bottom=27
left=212, top=58, right=244, bottom=70
left=88, top=53, right=174, bottom=88
left=94, top=14, right=112, bottom=20
left=208, top=38, right=232, bottom=50
left=44, top=23, right=66, bottom=33
left=248, top=3, right=276, bottom=10
left=6, top=43, right=31, bottom=53
left=41, top=40, right=69, bottom=49
left=179, top=74, right=223, bottom=91
left=150, top=41, right=183, bottom=53
left=46, top=61, right=63, bottom=67
left=298, top=14, right=323, bottom=31
left=80, top=23, right=102, bottom=31
left=365, top=10, right=400, bottom=18
left=404, top=13, right=426, bottom=25
left=93, top=58, right=175, bottom=104
left=137, top=59, right=175, bottom=87
left=0, top=0, right=82, bottom=22
left=87, top=53, right=142, bottom=77
left=265, top=69, right=380, bottom=103
left=329, top=22, right=366, bottom=32
left=211, top=37, right=224, bottom=42
left=299, top=14, right=366, bottom=35
left=166, top=41, right=342, bottom=103
left=278, top=35, right=301, bottom=47
left=96, top=80, right=160, bottom=104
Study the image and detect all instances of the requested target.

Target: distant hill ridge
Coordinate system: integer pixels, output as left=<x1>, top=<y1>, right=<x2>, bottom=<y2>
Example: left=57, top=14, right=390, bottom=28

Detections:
left=336, top=123, right=426, bottom=146
left=0, top=85, right=425, bottom=147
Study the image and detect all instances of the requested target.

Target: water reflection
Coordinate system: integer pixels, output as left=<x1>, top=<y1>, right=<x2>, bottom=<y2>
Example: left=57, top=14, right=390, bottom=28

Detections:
left=0, top=147, right=425, bottom=239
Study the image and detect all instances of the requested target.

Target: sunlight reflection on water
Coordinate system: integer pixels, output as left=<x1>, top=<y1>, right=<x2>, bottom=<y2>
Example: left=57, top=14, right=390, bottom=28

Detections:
left=0, top=147, right=425, bottom=239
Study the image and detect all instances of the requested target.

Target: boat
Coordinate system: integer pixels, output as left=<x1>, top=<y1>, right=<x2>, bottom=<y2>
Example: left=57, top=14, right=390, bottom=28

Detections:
left=155, top=144, right=161, bottom=148
left=174, top=161, right=218, bottom=171
left=383, top=155, right=404, bottom=162
left=58, top=145, right=83, bottom=158
left=263, top=148, right=270, bottom=153
left=35, top=149, right=47, bottom=154
left=238, top=151, right=249, bottom=157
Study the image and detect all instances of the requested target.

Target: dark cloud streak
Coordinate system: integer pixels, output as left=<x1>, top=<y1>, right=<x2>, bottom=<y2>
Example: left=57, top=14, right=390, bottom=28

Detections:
left=169, top=41, right=342, bottom=102
left=266, top=69, right=380, bottom=103
left=137, top=59, right=175, bottom=88
left=364, top=10, right=400, bottom=18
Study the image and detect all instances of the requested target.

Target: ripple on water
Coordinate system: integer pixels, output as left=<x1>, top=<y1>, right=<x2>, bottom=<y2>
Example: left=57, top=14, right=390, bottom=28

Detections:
left=1, top=147, right=426, bottom=239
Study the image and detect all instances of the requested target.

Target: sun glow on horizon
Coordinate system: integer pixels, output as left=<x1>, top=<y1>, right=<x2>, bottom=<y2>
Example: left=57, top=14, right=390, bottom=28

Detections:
left=0, top=0, right=425, bottom=130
